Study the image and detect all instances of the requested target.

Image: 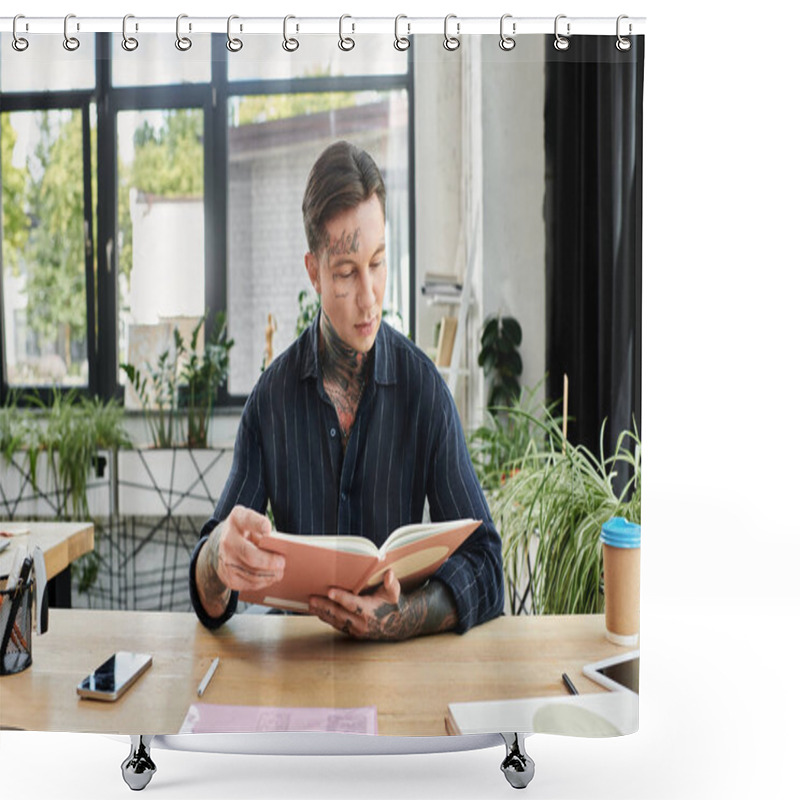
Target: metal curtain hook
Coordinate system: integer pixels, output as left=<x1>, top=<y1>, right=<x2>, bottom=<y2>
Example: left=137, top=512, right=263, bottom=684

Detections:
left=616, top=15, right=632, bottom=51
left=63, top=13, right=80, bottom=51
left=176, top=13, right=192, bottom=51
left=499, top=14, right=516, bottom=51
left=226, top=15, right=243, bottom=52
left=443, top=13, right=460, bottom=51
left=121, top=14, right=138, bottom=51
left=12, top=14, right=29, bottom=52
left=282, top=15, right=299, bottom=52
left=554, top=14, right=570, bottom=51
left=394, top=14, right=410, bottom=51
left=338, top=14, right=355, bottom=51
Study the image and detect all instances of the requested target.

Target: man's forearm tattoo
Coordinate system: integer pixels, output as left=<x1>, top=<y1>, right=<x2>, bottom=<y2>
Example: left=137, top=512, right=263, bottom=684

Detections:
left=198, top=530, right=231, bottom=616
left=370, top=580, right=458, bottom=641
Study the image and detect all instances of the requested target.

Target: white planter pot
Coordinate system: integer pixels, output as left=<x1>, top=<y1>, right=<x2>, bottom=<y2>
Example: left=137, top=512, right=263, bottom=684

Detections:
left=0, top=450, right=112, bottom=519
left=116, top=448, right=233, bottom=517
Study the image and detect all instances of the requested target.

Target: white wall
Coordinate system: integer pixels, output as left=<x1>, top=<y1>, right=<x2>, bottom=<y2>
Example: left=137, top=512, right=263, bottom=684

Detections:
left=128, top=191, right=205, bottom=324
left=414, top=36, right=547, bottom=429
left=479, top=36, right=547, bottom=399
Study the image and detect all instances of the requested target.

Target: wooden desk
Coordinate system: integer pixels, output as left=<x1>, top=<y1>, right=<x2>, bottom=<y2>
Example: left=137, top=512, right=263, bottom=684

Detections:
left=0, top=521, right=94, bottom=607
left=0, top=610, right=631, bottom=736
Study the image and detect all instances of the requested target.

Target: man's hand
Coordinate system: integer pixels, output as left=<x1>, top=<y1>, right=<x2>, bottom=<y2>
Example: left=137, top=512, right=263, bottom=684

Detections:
left=196, top=505, right=285, bottom=618
left=308, top=571, right=458, bottom=641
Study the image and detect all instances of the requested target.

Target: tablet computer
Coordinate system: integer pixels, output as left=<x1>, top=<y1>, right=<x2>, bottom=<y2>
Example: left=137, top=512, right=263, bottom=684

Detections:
left=583, top=650, right=639, bottom=694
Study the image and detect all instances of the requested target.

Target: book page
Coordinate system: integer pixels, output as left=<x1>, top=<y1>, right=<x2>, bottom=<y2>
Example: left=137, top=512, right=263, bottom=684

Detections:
left=363, top=545, right=450, bottom=590
left=381, top=518, right=479, bottom=554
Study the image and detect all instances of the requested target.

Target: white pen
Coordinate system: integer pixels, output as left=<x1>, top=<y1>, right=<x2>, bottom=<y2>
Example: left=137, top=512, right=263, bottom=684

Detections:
left=196, top=657, right=220, bottom=697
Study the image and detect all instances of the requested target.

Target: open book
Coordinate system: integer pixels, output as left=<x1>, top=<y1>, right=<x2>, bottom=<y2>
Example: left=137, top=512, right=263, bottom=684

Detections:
left=238, top=518, right=481, bottom=612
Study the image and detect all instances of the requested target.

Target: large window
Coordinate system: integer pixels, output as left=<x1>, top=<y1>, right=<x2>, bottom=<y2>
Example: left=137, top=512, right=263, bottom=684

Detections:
left=0, top=34, right=413, bottom=405
left=1, top=106, right=94, bottom=389
left=117, top=107, right=205, bottom=402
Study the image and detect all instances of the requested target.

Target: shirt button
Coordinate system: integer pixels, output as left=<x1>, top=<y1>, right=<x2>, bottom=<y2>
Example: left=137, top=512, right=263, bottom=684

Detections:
left=341, top=492, right=347, bottom=502
left=330, top=428, right=336, bottom=437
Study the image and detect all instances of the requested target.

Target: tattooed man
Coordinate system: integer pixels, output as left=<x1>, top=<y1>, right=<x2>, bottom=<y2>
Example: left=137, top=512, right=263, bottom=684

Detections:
left=190, top=141, right=504, bottom=640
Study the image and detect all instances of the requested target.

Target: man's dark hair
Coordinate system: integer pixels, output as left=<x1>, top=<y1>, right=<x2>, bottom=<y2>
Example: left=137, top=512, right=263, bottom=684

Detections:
left=302, top=140, right=386, bottom=256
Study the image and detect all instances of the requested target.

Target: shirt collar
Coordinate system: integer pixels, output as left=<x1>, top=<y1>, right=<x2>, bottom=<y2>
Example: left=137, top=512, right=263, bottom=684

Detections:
left=299, top=310, right=396, bottom=385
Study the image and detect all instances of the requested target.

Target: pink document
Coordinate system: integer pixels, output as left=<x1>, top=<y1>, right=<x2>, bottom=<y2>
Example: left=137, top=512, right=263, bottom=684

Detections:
left=179, top=703, right=378, bottom=735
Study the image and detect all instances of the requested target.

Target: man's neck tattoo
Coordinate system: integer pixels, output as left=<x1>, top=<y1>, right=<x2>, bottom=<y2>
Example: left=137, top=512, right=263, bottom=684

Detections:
left=319, top=311, right=370, bottom=444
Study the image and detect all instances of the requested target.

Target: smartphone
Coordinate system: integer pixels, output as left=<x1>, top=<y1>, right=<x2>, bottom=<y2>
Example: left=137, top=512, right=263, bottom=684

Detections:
left=76, top=651, right=153, bottom=701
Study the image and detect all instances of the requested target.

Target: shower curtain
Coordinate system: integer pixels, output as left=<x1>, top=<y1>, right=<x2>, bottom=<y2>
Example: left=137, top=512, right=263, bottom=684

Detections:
left=0, top=12, right=644, bottom=760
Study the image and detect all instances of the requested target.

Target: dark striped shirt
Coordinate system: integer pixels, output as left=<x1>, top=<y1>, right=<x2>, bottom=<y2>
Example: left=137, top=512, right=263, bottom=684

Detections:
left=189, top=313, right=504, bottom=633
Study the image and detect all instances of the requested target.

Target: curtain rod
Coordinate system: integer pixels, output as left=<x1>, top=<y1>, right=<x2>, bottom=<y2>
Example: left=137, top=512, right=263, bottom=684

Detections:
left=0, top=16, right=646, bottom=37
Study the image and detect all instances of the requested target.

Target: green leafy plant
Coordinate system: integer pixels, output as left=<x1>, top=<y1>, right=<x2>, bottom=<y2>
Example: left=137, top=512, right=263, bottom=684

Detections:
left=469, top=381, right=556, bottom=491
left=121, top=328, right=183, bottom=448
left=478, top=314, right=523, bottom=411
left=179, top=311, right=234, bottom=448
left=0, top=392, right=129, bottom=593
left=296, top=289, right=321, bottom=338
left=489, top=400, right=641, bottom=616
left=122, top=311, right=234, bottom=449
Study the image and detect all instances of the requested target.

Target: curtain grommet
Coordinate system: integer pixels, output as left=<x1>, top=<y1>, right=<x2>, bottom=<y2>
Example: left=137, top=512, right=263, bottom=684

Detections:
left=394, top=15, right=410, bottom=51
left=499, top=14, right=516, bottom=51
left=121, top=14, right=138, bottom=51
left=282, top=15, right=299, bottom=52
left=12, top=14, right=29, bottom=52
left=443, top=14, right=460, bottom=51
left=616, top=15, right=632, bottom=51
left=554, top=14, right=570, bottom=51
left=175, top=13, right=192, bottom=52
left=63, top=14, right=80, bottom=51
left=226, top=15, right=243, bottom=52
left=338, top=14, right=355, bottom=52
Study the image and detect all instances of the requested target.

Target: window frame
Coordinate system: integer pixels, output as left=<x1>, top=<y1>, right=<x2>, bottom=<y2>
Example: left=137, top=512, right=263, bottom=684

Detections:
left=0, top=90, right=97, bottom=405
left=0, top=33, right=415, bottom=408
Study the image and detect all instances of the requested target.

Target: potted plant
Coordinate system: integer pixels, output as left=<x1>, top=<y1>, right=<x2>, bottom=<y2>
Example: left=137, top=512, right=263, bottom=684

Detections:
left=179, top=311, right=234, bottom=449
left=478, top=314, right=523, bottom=412
left=470, top=386, right=641, bottom=616
left=118, top=311, right=235, bottom=518
left=0, top=390, right=129, bottom=593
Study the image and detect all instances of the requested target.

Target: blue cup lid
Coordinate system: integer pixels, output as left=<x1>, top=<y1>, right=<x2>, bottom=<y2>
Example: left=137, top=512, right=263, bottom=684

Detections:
left=601, top=517, right=641, bottom=549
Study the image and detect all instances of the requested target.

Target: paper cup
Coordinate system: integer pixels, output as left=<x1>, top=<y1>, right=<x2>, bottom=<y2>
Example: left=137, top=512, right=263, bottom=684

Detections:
left=601, top=518, right=641, bottom=646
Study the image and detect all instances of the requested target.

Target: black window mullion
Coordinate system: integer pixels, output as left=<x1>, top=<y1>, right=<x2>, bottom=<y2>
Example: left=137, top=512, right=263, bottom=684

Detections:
left=208, top=34, right=233, bottom=405
left=0, top=91, right=93, bottom=112
left=111, top=84, right=209, bottom=112
left=407, top=44, right=417, bottom=343
left=95, top=33, right=119, bottom=401
left=82, top=102, right=98, bottom=398
left=227, top=73, right=409, bottom=98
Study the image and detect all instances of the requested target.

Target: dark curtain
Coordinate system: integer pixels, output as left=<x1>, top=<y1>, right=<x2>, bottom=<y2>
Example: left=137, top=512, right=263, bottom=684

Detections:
left=544, top=35, right=644, bottom=481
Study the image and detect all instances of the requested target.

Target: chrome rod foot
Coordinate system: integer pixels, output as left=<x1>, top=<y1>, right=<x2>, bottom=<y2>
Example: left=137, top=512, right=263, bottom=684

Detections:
left=121, top=735, right=157, bottom=791
left=500, top=733, right=535, bottom=789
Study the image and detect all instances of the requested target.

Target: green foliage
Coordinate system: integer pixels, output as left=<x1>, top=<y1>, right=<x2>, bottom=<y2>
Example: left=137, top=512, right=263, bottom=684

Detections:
left=478, top=314, right=523, bottom=412
left=117, top=108, right=204, bottom=283
left=296, top=289, right=321, bottom=337
left=468, top=380, right=557, bottom=491
left=1, top=114, right=29, bottom=275
left=122, top=311, right=233, bottom=449
left=0, top=391, right=129, bottom=519
left=121, top=330, right=182, bottom=449
left=129, top=110, right=204, bottom=196
left=2, top=110, right=88, bottom=373
left=485, top=397, right=641, bottom=616
left=233, top=83, right=358, bottom=127
left=0, top=392, right=128, bottom=594
left=179, top=312, right=235, bottom=448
